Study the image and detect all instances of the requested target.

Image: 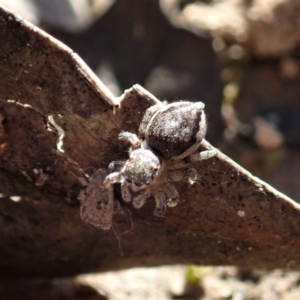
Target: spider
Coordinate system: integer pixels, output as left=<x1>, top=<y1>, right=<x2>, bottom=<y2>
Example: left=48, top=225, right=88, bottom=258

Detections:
left=103, top=101, right=217, bottom=217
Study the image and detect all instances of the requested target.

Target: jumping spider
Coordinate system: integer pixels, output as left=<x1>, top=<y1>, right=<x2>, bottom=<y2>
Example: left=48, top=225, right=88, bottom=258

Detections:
left=104, top=101, right=217, bottom=217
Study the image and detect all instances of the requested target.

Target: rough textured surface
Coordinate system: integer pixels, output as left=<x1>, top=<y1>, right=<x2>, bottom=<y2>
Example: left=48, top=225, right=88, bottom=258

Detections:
left=1, top=4, right=300, bottom=280
left=56, top=0, right=224, bottom=142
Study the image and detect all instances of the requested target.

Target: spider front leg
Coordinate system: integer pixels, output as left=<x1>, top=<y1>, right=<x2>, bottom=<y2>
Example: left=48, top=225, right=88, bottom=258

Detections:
left=103, top=171, right=123, bottom=203
left=118, top=131, right=141, bottom=150
left=103, top=171, right=123, bottom=189
left=189, top=148, right=217, bottom=162
left=108, top=160, right=126, bottom=172
left=162, top=183, right=179, bottom=207
left=168, top=168, right=199, bottom=184
left=132, top=188, right=151, bottom=208
left=121, top=181, right=133, bottom=203
left=153, top=183, right=179, bottom=217
left=170, top=160, right=189, bottom=170
left=154, top=191, right=167, bottom=217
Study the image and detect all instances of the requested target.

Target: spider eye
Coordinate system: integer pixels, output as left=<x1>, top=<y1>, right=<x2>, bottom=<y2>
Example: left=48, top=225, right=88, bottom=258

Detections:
left=135, top=181, right=143, bottom=187
left=126, top=178, right=132, bottom=183
left=150, top=163, right=159, bottom=172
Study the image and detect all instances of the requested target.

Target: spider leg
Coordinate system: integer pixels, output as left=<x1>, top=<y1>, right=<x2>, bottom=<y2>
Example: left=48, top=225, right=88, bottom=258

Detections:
left=108, top=160, right=126, bottom=172
left=154, top=191, right=167, bottom=217
left=168, top=169, right=187, bottom=182
left=189, top=149, right=217, bottom=162
left=132, top=188, right=151, bottom=208
left=162, top=183, right=179, bottom=207
left=121, top=181, right=132, bottom=203
left=103, top=171, right=123, bottom=207
left=168, top=168, right=199, bottom=184
left=103, top=172, right=122, bottom=188
left=118, top=131, right=141, bottom=149
left=169, top=160, right=189, bottom=170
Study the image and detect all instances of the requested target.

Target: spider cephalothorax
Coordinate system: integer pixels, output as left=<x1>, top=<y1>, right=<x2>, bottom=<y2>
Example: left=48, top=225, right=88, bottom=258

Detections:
left=104, top=101, right=216, bottom=217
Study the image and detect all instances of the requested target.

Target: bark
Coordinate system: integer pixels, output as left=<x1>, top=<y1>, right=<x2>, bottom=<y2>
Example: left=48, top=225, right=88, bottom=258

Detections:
left=0, top=5, right=300, bottom=279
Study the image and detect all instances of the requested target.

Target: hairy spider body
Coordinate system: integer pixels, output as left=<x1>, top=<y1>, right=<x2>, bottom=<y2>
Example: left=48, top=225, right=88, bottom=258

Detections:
left=104, top=101, right=216, bottom=217
left=140, top=101, right=208, bottom=159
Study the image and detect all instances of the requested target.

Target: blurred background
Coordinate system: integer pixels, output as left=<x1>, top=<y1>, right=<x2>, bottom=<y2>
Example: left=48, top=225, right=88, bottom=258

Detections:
left=2, top=0, right=300, bottom=299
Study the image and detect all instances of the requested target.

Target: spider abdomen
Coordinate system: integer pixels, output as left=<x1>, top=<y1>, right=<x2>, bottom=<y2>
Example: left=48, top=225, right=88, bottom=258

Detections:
left=145, top=102, right=207, bottom=159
